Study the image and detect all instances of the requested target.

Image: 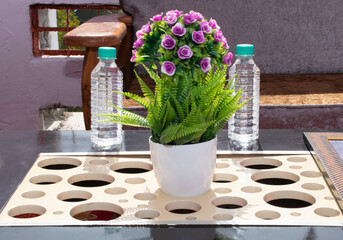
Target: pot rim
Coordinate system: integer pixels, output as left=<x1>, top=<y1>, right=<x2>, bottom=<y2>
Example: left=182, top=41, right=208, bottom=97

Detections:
left=149, top=136, right=217, bottom=147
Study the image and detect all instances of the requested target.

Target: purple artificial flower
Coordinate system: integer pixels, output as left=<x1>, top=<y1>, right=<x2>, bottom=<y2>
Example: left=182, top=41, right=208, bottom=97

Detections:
left=161, top=35, right=176, bottom=50
left=190, top=10, right=204, bottom=21
left=213, top=30, right=224, bottom=43
left=199, top=21, right=212, bottom=34
left=136, top=30, right=144, bottom=38
left=223, top=52, right=233, bottom=66
left=183, top=13, right=196, bottom=25
left=166, top=10, right=182, bottom=17
left=172, top=23, right=186, bottom=37
left=161, top=61, right=176, bottom=76
left=177, top=45, right=193, bottom=59
left=199, top=57, right=212, bottom=72
left=221, top=36, right=230, bottom=49
left=192, top=30, right=206, bottom=44
left=151, top=12, right=163, bottom=22
left=141, top=22, right=151, bottom=34
left=133, top=37, right=143, bottom=49
left=130, top=50, right=137, bottom=62
left=209, top=18, right=220, bottom=30
left=163, top=13, right=178, bottom=25
left=224, top=42, right=230, bottom=50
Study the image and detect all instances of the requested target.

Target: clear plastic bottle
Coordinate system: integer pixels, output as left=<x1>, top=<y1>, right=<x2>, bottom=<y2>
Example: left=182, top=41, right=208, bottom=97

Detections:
left=228, top=44, right=260, bottom=144
left=91, top=47, right=123, bottom=149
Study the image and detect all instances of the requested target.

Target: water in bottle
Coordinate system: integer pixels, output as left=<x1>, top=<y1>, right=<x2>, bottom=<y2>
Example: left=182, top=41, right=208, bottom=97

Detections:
left=91, top=47, right=123, bottom=149
left=228, top=44, right=260, bottom=146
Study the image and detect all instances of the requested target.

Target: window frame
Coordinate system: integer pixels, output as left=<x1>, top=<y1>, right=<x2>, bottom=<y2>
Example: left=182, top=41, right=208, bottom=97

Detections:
left=30, top=4, right=122, bottom=57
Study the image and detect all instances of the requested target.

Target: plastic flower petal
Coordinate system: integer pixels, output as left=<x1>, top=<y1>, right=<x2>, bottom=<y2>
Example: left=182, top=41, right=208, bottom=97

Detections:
left=163, top=13, right=178, bottom=25
left=151, top=13, right=163, bottom=22
left=161, top=61, right=176, bottom=76
left=183, top=13, right=196, bottom=25
left=200, top=21, right=212, bottom=34
left=177, top=45, right=193, bottom=59
left=192, top=31, right=206, bottom=44
left=161, top=35, right=176, bottom=50
left=141, top=22, right=151, bottom=34
left=223, top=52, right=233, bottom=66
left=200, top=57, right=212, bottom=72
left=190, top=10, right=204, bottom=21
left=172, top=23, right=186, bottom=37
left=209, top=18, right=220, bottom=30
left=133, top=37, right=143, bottom=49
left=213, top=30, right=224, bottom=43
left=130, top=50, right=137, bottom=62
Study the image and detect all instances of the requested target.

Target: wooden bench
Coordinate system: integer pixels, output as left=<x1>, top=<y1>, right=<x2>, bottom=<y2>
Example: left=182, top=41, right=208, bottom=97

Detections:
left=63, top=12, right=133, bottom=130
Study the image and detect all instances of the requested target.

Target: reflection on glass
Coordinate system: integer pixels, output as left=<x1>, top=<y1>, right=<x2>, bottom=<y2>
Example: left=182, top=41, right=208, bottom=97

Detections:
left=329, top=139, right=343, bottom=159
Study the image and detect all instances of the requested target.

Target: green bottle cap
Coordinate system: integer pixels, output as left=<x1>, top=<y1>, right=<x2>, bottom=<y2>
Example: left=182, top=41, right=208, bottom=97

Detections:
left=236, top=44, right=254, bottom=57
left=98, top=47, right=117, bottom=59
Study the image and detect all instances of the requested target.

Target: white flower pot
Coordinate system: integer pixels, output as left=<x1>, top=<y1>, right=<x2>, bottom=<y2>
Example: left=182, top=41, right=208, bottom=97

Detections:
left=149, top=137, right=217, bottom=197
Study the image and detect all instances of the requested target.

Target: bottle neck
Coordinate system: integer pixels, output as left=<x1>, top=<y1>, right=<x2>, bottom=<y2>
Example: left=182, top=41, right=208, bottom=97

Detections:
left=98, top=58, right=117, bottom=66
left=235, top=55, right=254, bottom=64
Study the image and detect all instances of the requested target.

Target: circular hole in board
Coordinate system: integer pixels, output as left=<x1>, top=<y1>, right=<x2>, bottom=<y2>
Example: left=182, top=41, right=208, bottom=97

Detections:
left=212, top=196, right=248, bottom=209
left=287, top=157, right=307, bottom=162
left=29, top=174, right=62, bottom=185
left=58, top=190, right=92, bottom=202
left=314, top=207, right=340, bottom=217
left=8, top=205, right=46, bottom=219
left=134, top=193, right=157, bottom=201
left=213, top=173, right=238, bottom=183
left=301, top=183, right=325, bottom=191
left=68, top=173, right=114, bottom=187
left=111, top=161, right=152, bottom=174
left=300, top=171, right=322, bottom=178
left=290, top=212, right=301, bottom=217
left=125, top=177, right=146, bottom=184
left=214, top=188, right=232, bottom=194
left=105, top=187, right=127, bottom=195
left=240, top=157, right=282, bottom=170
left=38, top=157, right=81, bottom=170
left=289, top=165, right=302, bottom=170
left=53, top=211, right=64, bottom=215
left=216, top=163, right=230, bottom=168
left=135, top=209, right=160, bottom=220
left=165, top=201, right=201, bottom=215
left=70, top=202, right=124, bottom=221
left=255, top=210, right=281, bottom=220
left=21, top=191, right=45, bottom=199
left=264, top=191, right=316, bottom=208
left=88, top=159, right=109, bottom=165
left=241, top=186, right=262, bottom=193
left=213, top=213, right=233, bottom=221
left=251, top=171, right=299, bottom=185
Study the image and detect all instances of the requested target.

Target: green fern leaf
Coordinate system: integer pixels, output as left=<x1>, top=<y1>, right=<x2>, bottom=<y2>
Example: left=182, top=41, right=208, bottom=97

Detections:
left=102, top=113, right=149, bottom=128
left=134, top=70, right=156, bottom=102
left=113, top=91, right=149, bottom=108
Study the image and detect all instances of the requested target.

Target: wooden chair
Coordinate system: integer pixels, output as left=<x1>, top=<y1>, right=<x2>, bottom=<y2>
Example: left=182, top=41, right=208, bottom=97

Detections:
left=63, top=12, right=133, bottom=130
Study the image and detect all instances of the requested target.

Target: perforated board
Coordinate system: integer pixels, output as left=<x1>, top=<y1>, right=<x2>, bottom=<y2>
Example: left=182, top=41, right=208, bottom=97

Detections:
left=0, top=153, right=342, bottom=226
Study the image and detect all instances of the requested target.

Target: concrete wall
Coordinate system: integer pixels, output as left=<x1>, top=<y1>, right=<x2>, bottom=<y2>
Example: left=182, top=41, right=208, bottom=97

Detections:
left=0, top=1, right=119, bottom=130
left=124, top=0, right=343, bottom=74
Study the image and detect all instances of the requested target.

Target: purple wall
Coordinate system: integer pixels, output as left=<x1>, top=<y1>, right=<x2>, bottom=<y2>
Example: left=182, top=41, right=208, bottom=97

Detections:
left=0, top=1, right=119, bottom=130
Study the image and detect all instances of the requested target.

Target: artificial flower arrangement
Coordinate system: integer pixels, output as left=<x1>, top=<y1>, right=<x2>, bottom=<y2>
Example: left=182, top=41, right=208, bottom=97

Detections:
left=106, top=10, right=244, bottom=145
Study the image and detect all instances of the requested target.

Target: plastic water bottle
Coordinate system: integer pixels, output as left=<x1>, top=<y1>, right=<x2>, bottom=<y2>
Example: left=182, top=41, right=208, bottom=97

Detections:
left=228, top=44, right=260, bottom=145
left=91, top=47, right=123, bottom=149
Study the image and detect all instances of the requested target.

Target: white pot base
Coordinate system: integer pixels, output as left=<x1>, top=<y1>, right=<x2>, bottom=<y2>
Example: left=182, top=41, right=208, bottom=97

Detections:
left=149, top=137, right=217, bottom=197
